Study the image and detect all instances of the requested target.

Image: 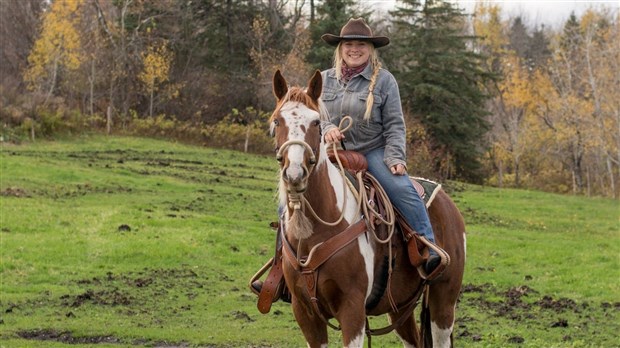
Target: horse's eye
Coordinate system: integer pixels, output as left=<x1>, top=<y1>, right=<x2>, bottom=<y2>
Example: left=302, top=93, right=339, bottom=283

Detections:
left=312, top=119, right=320, bottom=127
left=273, top=119, right=280, bottom=126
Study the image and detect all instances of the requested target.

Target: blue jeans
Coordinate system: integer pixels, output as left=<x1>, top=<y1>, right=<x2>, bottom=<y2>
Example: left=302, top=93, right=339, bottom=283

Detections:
left=365, top=148, right=436, bottom=247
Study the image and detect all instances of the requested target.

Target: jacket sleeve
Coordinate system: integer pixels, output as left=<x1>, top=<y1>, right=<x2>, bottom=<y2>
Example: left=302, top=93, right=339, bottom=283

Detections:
left=380, top=71, right=407, bottom=169
left=320, top=70, right=339, bottom=138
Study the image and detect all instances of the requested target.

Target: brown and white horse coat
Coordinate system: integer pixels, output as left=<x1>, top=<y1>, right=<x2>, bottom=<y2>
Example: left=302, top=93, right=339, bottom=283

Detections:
left=270, top=70, right=466, bottom=348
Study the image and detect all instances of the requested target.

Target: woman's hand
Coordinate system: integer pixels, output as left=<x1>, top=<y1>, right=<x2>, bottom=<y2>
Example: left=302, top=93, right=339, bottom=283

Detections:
left=390, top=163, right=407, bottom=176
left=324, top=128, right=345, bottom=144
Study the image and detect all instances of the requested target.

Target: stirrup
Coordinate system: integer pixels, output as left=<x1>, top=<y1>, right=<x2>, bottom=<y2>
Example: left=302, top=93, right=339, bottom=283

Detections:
left=248, top=258, right=274, bottom=296
left=416, top=237, right=450, bottom=281
left=249, top=257, right=287, bottom=313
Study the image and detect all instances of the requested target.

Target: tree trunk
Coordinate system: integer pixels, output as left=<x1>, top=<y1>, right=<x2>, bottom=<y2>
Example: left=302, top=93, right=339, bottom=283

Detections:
left=607, top=157, right=616, bottom=199
left=244, top=126, right=250, bottom=153
left=586, top=165, right=591, bottom=197
left=497, top=158, right=503, bottom=188
left=89, top=59, right=95, bottom=116
left=514, top=159, right=520, bottom=187
left=149, top=87, right=154, bottom=118
left=107, top=105, right=112, bottom=135
left=44, top=56, right=60, bottom=105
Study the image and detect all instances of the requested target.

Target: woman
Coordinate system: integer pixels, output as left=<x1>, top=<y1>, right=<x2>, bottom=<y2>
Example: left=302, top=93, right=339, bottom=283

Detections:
left=320, top=18, right=440, bottom=274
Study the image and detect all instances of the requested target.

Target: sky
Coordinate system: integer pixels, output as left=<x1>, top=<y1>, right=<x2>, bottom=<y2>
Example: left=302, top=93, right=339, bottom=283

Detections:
left=365, top=0, right=620, bottom=27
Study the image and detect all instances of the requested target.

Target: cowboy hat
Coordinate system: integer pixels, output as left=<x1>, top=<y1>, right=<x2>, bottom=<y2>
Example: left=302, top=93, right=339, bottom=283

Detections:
left=321, top=18, right=390, bottom=48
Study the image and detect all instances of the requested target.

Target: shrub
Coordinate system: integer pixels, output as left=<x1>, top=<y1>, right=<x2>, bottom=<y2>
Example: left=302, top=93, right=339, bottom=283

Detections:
left=128, top=112, right=178, bottom=137
left=201, top=107, right=273, bottom=154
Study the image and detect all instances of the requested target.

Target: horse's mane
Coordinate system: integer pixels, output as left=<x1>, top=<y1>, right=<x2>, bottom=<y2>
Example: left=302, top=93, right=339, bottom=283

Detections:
left=271, top=86, right=329, bottom=122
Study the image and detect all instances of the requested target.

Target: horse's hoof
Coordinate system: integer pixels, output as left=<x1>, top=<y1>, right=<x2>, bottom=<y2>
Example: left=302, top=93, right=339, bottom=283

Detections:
left=424, top=255, right=441, bottom=274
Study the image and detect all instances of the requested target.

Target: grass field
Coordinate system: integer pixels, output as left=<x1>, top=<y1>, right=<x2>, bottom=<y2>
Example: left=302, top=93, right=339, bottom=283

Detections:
left=1, top=135, right=618, bottom=347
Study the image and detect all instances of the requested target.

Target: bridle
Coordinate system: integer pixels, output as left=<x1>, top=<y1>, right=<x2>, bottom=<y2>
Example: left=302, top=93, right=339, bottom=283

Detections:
left=275, top=116, right=357, bottom=223
left=276, top=139, right=317, bottom=171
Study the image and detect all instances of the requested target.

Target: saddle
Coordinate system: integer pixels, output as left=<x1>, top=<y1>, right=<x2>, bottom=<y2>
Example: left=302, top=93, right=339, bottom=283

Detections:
left=328, top=150, right=449, bottom=278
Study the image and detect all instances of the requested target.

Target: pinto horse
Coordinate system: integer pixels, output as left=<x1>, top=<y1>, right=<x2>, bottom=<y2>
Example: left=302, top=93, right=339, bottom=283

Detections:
left=269, top=70, right=465, bottom=348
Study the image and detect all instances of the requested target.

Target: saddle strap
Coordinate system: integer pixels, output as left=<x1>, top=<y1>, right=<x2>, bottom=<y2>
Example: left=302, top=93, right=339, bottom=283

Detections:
left=280, top=219, right=367, bottom=331
left=281, top=219, right=367, bottom=272
left=255, top=224, right=285, bottom=314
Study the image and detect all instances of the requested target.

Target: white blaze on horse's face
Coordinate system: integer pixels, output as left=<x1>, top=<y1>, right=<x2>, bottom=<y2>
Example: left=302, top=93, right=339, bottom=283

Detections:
left=275, top=102, right=321, bottom=192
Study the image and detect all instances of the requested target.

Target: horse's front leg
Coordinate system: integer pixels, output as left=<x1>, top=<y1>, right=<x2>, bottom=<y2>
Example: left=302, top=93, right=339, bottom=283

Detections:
left=335, top=297, right=367, bottom=348
left=291, top=297, right=328, bottom=348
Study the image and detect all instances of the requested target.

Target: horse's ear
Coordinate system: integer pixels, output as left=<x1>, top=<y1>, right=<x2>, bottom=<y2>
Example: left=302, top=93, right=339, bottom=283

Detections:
left=306, top=70, right=322, bottom=102
left=273, top=70, right=288, bottom=101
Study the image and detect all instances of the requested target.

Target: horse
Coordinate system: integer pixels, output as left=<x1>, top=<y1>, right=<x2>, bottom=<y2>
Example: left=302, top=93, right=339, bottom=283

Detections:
left=268, top=69, right=466, bottom=348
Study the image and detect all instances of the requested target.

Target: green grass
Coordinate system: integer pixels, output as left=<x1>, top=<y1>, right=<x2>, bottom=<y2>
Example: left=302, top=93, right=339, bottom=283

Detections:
left=1, top=135, right=618, bottom=347
left=456, top=186, right=618, bottom=301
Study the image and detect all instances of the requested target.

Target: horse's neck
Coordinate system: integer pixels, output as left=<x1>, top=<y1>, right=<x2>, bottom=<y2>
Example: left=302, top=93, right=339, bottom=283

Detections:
left=306, top=154, right=360, bottom=225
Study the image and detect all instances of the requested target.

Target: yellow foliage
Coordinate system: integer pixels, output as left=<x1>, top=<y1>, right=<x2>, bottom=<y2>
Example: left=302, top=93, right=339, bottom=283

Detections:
left=138, top=42, right=173, bottom=93
left=473, top=1, right=508, bottom=56
left=25, top=0, right=84, bottom=91
left=500, top=55, right=534, bottom=112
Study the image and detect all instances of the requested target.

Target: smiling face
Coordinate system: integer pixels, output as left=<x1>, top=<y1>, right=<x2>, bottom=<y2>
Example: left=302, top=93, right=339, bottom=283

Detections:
left=340, top=40, right=371, bottom=68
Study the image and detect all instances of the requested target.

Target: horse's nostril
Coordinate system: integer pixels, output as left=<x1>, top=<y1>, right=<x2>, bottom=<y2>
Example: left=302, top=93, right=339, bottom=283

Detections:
left=284, top=165, right=306, bottom=186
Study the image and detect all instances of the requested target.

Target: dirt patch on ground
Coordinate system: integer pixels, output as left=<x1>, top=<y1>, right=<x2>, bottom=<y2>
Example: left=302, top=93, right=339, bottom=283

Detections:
left=6, top=274, right=619, bottom=346
left=17, top=329, right=121, bottom=345
left=1, top=187, right=30, bottom=197
left=458, top=282, right=619, bottom=344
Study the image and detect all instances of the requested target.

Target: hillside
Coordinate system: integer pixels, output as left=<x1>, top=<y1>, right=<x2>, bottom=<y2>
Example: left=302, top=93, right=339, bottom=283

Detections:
left=1, top=136, right=618, bottom=347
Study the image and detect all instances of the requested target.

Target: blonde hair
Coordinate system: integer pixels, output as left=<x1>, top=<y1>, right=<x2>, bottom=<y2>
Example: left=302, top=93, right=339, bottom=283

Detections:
left=333, top=41, right=382, bottom=121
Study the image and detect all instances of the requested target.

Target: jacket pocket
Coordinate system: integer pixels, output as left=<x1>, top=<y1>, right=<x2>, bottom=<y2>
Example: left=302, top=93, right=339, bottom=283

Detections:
left=357, top=92, right=383, bottom=124
left=321, top=89, right=338, bottom=102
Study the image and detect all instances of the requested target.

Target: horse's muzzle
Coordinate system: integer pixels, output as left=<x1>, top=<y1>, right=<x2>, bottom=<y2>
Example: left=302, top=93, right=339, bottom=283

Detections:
left=283, top=164, right=308, bottom=193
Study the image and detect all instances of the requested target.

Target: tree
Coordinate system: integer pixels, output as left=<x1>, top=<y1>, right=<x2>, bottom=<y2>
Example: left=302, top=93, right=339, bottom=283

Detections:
left=24, top=0, right=84, bottom=104
left=389, top=0, right=494, bottom=182
left=138, top=41, right=173, bottom=118
left=527, top=25, right=551, bottom=69
left=490, top=54, right=536, bottom=188
left=523, top=9, right=620, bottom=197
left=0, top=0, right=45, bottom=91
left=508, top=16, right=530, bottom=60
left=474, top=3, right=541, bottom=188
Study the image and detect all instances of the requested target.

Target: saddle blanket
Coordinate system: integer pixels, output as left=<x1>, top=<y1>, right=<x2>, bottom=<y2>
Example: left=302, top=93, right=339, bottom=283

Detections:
left=410, top=177, right=441, bottom=208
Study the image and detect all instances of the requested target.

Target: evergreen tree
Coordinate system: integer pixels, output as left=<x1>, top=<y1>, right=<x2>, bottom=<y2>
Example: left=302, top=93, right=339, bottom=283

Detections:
left=389, top=0, right=494, bottom=182
left=508, top=17, right=530, bottom=60
left=527, top=25, right=551, bottom=69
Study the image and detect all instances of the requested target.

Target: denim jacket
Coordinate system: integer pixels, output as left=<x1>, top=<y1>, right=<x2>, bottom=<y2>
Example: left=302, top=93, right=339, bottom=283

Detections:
left=321, top=64, right=407, bottom=169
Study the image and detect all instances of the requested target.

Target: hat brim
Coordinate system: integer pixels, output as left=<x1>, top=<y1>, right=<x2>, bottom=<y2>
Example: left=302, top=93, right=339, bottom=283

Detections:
left=321, top=34, right=390, bottom=48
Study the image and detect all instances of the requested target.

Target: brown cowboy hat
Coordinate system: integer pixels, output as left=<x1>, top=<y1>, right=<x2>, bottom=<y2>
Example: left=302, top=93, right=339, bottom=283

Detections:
left=321, top=18, right=390, bottom=48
